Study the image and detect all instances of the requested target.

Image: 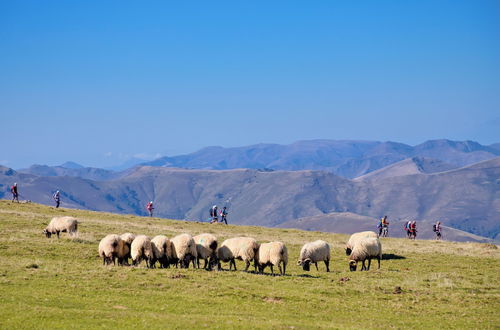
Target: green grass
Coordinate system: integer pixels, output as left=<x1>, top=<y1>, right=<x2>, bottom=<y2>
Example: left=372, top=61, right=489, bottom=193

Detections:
left=0, top=200, right=499, bottom=329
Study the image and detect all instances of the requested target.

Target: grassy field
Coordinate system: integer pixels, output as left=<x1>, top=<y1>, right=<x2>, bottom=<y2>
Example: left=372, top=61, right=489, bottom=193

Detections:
left=0, top=200, right=499, bottom=329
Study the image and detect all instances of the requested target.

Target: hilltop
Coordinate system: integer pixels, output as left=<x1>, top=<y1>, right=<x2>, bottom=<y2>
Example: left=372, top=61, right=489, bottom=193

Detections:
left=0, top=201, right=498, bottom=328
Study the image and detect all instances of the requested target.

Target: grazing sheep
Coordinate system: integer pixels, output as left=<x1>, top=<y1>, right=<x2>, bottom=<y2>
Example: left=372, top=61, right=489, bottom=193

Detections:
left=43, top=216, right=78, bottom=238
left=255, top=241, right=288, bottom=275
left=98, top=234, right=122, bottom=265
left=217, top=237, right=259, bottom=272
left=131, top=235, right=153, bottom=268
left=345, top=231, right=378, bottom=255
left=151, top=235, right=170, bottom=268
left=348, top=237, right=382, bottom=271
left=193, top=233, right=218, bottom=270
left=169, top=234, right=198, bottom=268
left=118, top=233, right=136, bottom=265
left=297, top=240, right=331, bottom=272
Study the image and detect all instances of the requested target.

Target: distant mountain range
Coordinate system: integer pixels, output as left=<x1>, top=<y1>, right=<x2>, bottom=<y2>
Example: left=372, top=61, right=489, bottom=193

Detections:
left=141, top=139, right=500, bottom=178
left=2, top=147, right=499, bottom=242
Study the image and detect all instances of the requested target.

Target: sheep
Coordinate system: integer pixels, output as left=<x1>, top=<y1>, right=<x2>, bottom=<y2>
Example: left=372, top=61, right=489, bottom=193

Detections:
left=169, top=234, right=198, bottom=268
left=118, top=233, right=136, bottom=265
left=345, top=231, right=378, bottom=255
left=43, top=216, right=78, bottom=238
left=297, top=240, right=331, bottom=272
left=98, top=234, right=122, bottom=265
left=151, top=235, right=170, bottom=268
left=193, top=233, right=218, bottom=270
left=131, top=235, right=153, bottom=268
left=348, top=237, right=382, bottom=271
left=255, top=241, right=288, bottom=275
left=217, top=237, right=259, bottom=272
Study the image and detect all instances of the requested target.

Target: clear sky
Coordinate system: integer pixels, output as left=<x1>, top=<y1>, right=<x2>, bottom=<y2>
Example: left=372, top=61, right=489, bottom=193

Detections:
left=1, top=1, right=499, bottom=169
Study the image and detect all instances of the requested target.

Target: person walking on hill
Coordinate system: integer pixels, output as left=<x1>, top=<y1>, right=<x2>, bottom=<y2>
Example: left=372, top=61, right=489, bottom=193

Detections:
left=433, top=221, right=442, bottom=240
left=146, top=201, right=154, bottom=217
left=381, top=216, right=389, bottom=237
left=220, top=206, right=228, bottom=225
left=210, top=205, right=218, bottom=224
left=53, top=190, right=61, bottom=208
left=404, top=220, right=412, bottom=238
left=10, top=183, right=19, bottom=203
left=378, top=216, right=388, bottom=236
left=409, top=221, right=417, bottom=240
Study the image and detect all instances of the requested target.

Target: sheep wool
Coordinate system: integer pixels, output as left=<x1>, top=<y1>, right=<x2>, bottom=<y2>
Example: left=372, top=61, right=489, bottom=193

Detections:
left=193, top=233, right=218, bottom=270
left=118, top=233, right=136, bottom=265
left=217, top=237, right=259, bottom=271
left=169, top=234, right=198, bottom=268
left=345, top=231, right=378, bottom=255
left=256, top=241, right=288, bottom=275
left=348, top=237, right=382, bottom=271
left=151, top=235, right=170, bottom=268
left=43, top=216, right=78, bottom=238
left=297, top=240, right=331, bottom=272
left=131, top=235, right=153, bottom=268
left=98, top=234, right=122, bottom=265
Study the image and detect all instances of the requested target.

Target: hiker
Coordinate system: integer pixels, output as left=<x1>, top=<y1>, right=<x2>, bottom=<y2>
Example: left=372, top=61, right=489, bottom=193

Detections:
left=378, top=216, right=388, bottom=236
left=53, top=190, right=61, bottom=208
left=10, top=183, right=19, bottom=202
left=381, top=216, right=389, bottom=237
left=433, top=221, right=442, bottom=240
left=146, top=201, right=154, bottom=217
left=409, top=221, right=417, bottom=239
left=220, top=206, right=228, bottom=225
left=210, top=205, right=218, bottom=223
left=405, top=221, right=412, bottom=238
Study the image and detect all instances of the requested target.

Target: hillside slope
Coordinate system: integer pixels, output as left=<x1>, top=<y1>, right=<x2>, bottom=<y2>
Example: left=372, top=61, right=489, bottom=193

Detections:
left=0, top=201, right=498, bottom=328
left=1, top=158, right=499, bottom=239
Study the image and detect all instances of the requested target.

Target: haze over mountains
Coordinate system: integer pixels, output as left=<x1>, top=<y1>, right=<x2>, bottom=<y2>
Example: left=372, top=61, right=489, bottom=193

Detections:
left=3, top=139, right=499, bottom=242
left=142, top=139, right=499, bottom=178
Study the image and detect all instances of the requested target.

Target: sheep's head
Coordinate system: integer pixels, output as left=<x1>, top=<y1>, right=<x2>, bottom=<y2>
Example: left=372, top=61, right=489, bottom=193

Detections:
left=345, top=247, right=352, bottom=256
left=43, top=229, right=51, bottom=238
left=349, top=260, right=357, bottom=272
left=297, top=258, right=311, bottom=271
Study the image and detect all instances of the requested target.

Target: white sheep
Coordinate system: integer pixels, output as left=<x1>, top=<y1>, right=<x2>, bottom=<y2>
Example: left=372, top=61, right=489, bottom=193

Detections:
left=348, top=237, right=382, bottom=271
left=43, top=216, right=78, bottom=238
left=118, top=233, right=136, bottom=265
left=193, top=233, right=218, bottom=270
left=255, top=241, right=288, bottom=275
left=297, top=240, right=331, bottom=272
left=98, top=234, right=122, bottom=265
left=151, top=235, right=170, bottom=268
left=131, top=235, right=153, bottom=268
left=217, top=237, right=259, bottom=272
left=345, top=231, right=378, bottom=255
left=169, top=234, right=198, bottom=268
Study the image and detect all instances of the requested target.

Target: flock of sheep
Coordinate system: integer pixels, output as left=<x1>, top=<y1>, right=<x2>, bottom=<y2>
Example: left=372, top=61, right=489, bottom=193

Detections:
left=43, top=216, right=383, bottom=274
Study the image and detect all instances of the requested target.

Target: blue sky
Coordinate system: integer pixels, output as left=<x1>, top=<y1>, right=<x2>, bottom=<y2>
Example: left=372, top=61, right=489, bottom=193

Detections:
left=1, top=1, right=499, bottom=168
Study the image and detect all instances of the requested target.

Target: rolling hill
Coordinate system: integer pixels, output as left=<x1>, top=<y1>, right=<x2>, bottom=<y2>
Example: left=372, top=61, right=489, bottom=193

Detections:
left=2, top=156, right=499, bottom=240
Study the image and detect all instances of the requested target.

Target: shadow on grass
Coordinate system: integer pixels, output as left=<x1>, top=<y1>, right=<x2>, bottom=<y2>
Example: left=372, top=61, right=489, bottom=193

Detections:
left=383, top=253, right=406, bottom=260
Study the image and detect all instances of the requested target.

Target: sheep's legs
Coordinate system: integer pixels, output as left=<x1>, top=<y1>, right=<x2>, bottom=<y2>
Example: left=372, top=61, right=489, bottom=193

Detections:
left=367, top=258, right=372, bottom=271
left=377, top=256, right=381, bottom=269
left=315, top=262, right=319, bottom=271
left=244, top=260, right=250, bottom=272
left=270, top=265, right=274, bottom=275
left=324, top=260, right=330, bottom=272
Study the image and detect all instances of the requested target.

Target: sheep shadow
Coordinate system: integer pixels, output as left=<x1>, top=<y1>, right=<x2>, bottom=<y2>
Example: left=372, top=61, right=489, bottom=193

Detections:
left=382, top=253, right=406, bottom=260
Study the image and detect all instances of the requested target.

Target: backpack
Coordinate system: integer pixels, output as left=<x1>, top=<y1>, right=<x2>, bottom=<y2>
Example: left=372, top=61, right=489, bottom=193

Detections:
left=432, top=224, right=437, bottom=232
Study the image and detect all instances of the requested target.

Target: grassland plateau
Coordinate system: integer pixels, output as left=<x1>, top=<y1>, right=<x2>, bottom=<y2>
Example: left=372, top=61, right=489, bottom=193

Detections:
left=0, top=200, right=498, bottom=328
